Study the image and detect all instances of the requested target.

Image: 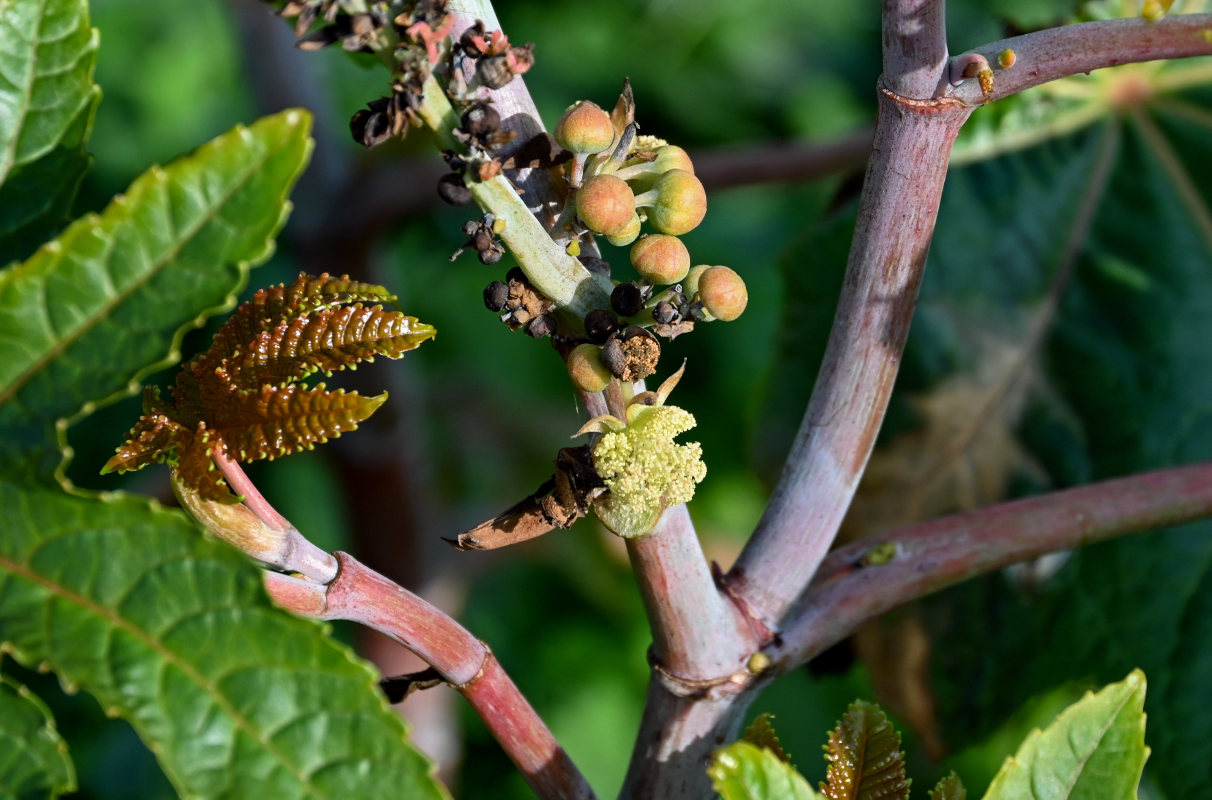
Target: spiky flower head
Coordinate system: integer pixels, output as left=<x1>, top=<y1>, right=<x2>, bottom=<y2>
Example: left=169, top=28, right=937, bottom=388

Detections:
left=575, top=364, right=706, bottom=537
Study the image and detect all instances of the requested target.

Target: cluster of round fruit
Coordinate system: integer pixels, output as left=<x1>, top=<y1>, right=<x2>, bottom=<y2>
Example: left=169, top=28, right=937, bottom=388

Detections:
left=552, top=98, right=748, bottom=391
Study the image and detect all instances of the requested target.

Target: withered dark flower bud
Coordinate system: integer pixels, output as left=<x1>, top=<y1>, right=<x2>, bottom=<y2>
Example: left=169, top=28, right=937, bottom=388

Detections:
left=438, top=173, right=473, bottom=205
left=350, top=100, right=393, bottom=148
left=484, top=280, right=509, bottom=311
left=463, top=219, right=482, bottom=237
left=653, top=300, right=679, bottom=324
left=526, top=314, right=557, bottom=338
left=462, top=104, right=501, bottom=138
left=584, top=308, right=620, bottom=344
left=611, top=282, right=644, bottom=318
left=457, top=20, right=487, bottom=58
left=478, top=242, right=505, bottom=265
left=578, top=256, right=611, bottom=277
left=600, top=336, right=626, bottom=379
left=297, top=25, right=342, bottom=50
left=471, top=229, right=495, bottom=253
left=477, top=55, right=515, bottom=90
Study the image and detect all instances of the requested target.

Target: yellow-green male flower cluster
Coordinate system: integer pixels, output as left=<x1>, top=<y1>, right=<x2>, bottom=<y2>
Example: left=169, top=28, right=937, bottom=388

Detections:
left=576, top=365, right=706, bottom=538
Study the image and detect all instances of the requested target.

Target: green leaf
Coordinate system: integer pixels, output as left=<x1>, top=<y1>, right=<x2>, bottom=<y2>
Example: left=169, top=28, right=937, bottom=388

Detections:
left=0, top=674, right=75, bottom=799
left=0, top=480, right=448, bottom=800
left=981, top=671, right=1148, bottom=800
left=0, top=109, right=313, bottom=483
left=820, top=701, right=909, bottom=800
left=0, top=0, right=100, bottom=265
left=918, top=76, right=1212, bottom=800
left=930, top=773, right=966, bottom=800
left=709, top=741, right=823, bottom=800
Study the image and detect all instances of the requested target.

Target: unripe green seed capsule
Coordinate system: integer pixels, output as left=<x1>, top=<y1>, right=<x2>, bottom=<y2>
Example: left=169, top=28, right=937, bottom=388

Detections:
left=554, top=101, right=615, bottom=155
left=630, top=234, right=690, bottom=284
left=567, top=343, right=613, bottom=392
left=638, top=170, right=706, bottom=236
left=605, top=213, right=642, bottom=247
left=577, top=174, right=636, bottom=236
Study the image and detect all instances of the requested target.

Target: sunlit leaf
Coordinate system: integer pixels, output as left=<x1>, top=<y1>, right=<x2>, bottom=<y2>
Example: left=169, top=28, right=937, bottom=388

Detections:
left=105, top=273, right=434, bottom=501
left=820, top=701, right=909, bottom=800
left=0, top=481, right=449, bottom=800
left=0, top=110, right=313, bottom=483
left=981, top=671, right=1148, bottom=800
left=709, top=741, right=823, bottom=800
left=0, top=0, right=99, bottom=265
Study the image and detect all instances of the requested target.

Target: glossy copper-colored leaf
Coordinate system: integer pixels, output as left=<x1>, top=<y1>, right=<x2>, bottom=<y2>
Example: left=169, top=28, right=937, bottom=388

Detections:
left=227, top=303, right=435, bottom=388
left=928, top=772, right=966, bottom=800
left=106, top=272, right=431, bottom=502
left=103, top=412, right=187, bottom=475
left=212, top=384, right=386, bottom=462
left=820, top=701, right=908, bottom=800
left=211, top=272, right=398, bottom=362
left=743, top=713, right=792, bottom=765
left=173, top=429, right=236, bottom=503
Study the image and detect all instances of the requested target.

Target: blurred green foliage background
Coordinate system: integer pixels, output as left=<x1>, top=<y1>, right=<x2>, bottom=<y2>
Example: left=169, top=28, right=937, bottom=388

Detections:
left=20, top=0, right=1212, bottom=797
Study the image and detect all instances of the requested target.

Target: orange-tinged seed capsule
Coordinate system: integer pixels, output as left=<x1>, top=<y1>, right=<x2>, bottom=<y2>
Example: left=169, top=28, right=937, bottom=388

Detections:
left=630, top=234, right=690, bottom=284
left=554, top=101, right=615, bottom=155
left=577, top=174, right=636, bottom=235
left=698, top=266, right=747, bottom=321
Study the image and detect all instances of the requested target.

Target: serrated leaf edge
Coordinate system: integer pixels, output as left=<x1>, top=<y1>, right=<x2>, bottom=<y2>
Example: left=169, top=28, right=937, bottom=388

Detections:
left=0, top=672, right=77, bottom=796
left=0, top=110, right=313, bottom=493
left=0, top=489, right=448, bottom=798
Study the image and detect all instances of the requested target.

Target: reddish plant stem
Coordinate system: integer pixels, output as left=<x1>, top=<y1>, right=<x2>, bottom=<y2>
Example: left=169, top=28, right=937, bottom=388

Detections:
left=265, top=553, right=597, bottom=800
left=625, top=505, right=755, bottom=678
left=776, top=462, right=1212, bottom=668
left=949, top=15, right=1212, bottom=105
left=727, top=89, right=972, bottom=632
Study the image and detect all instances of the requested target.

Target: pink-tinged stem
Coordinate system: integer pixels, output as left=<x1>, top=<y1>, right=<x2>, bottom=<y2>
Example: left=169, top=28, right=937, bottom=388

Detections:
left=625, top=505, right=755, bottom=677
left=950, top=15, right=1212, bottom=105
left=727, top=88, right=973, bottom=632
left=210, top=449, right=338, bottom=582
left=212, top=447, right=291, bottom=531
left=776, top=462, right=1212, bottom=668
left=267, top=553, right=597, bottom=800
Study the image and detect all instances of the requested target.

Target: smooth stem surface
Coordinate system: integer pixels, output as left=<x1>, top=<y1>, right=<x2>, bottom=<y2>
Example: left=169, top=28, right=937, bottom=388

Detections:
left=728, top=88, right=972, bottom=632
left=777, top=462, right=1212, bottom=668
left=950, top=15, right=1212, bottom=105
left=883, top=0, right=949, bottom=98
left=267, top=553, right=597, bottom=800
left=625, top=504, right=754, bottom=677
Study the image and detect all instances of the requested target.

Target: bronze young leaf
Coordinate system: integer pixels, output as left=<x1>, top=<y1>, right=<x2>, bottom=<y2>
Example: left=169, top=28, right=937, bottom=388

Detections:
left=103, top=273, right=435, bottom=502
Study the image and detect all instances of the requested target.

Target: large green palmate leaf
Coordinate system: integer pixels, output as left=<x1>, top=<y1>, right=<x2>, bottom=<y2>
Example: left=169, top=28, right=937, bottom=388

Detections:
left=0, top=109, right=312, bottom=483
left=760, top=40, right=1212, bottom=800
left=0, top=480, right=448, bottom=800
left=923, top=85, right=1212, bottom=800
left=981, top=671, right=1148, bottom=800
left=0, top=673, right=75, bottom=799
left=0, top=0, right=99, bottom=266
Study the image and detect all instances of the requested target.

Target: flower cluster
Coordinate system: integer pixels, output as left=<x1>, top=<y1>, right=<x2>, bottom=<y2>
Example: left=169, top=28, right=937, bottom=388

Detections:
left=576, top=366, right=706, bottom=538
